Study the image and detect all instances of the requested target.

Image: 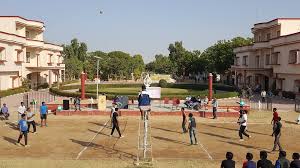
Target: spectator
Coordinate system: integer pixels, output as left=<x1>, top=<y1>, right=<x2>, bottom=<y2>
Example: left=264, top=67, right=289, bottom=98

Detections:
left=261, top=90, right=267, bottom=103
left=181, top=107, right=187, bottom=133
left=40, top=102, right=48, bottom=127
left=290, top=152, right=300, bottom=168
left=243, top=152, right=256, bottom=168
left=26, top=107, right=37, bottom=134
left=274, top=151, right=290, bottom=168
left=17, top=102, right=26, bottom=121
left=212, top=98, right=218, bottom=119
left=1, top=103, right=9, bottom=120
left=257, top=151, right=273, bottom=168
left=188, top=113, right=197, bottom=145
left=16, top=114, right=29, bottom=147
left=272, top=117, right=283, bottom=151
left=221, top=152, right=235, bottom=168
left=75, top=97, right=81, bottom=111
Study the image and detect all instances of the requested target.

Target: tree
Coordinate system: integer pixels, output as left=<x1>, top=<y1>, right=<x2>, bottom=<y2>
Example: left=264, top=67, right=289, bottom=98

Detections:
left=146, top=54, right=174, bottom=74
left=131, top=54, right=145, bottom=80
left=62, top=39, right=88, bottom=80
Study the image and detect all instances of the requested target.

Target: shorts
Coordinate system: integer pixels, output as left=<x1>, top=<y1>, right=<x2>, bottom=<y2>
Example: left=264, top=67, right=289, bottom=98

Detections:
left=40, top=114, right=47, bottom=120
left=20, top=131, right=28, bottom=135
left=139, top=106, right=151, bottom=112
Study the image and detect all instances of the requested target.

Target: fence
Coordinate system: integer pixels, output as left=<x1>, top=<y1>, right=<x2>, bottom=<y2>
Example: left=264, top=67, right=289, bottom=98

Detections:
left=23, top=91, right=56, bottom=108
left=295, top=99, right=300, bottom=112
left=247, top=97, right=272, bottom=111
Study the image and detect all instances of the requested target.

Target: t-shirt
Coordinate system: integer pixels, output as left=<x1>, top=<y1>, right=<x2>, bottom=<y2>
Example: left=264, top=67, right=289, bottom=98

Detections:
left=27, top=112, right=35, bottom=122
left=18, top=105, right=26, bottom=114
left=18, top=119, right=28, bottom=132
left=189, top=117, right=196, bottom=128
left=221, top=159, right=235, bottom=168
left=212, top=100, right=218, bottom=108
left=245, top=160, right=256, bottom=168
left=112, top=112, right=119, bottom=125
left=278, top=158, right=290, bottom=168
left=257, top=159, right=273, bottom=168
left=273, top=112, right=279, bottom=122
left=182, top=113, right=186, bottom=123
left=241, top=114, right=248, bottom=126
left=1, top=106, right=8, bottom=113
left=290, top=159, right=300, bottom=168
left=40, top=105, right=48, bottom=115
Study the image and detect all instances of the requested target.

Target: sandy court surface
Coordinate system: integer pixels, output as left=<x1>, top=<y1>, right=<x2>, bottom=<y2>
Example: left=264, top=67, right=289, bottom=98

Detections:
left=0, top=111, right=299, bottom=167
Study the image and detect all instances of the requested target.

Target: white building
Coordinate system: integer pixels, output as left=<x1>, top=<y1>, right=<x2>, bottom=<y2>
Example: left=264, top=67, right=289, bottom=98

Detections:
left=0, top=16, right=64, bottom=90
left=230, top=18, right=300, bottom=94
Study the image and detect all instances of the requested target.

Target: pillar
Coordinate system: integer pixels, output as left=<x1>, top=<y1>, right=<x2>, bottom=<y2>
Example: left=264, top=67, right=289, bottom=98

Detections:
left=81, top=72, right=86, bottom=99
left=208, top=73, right=213, bottom=101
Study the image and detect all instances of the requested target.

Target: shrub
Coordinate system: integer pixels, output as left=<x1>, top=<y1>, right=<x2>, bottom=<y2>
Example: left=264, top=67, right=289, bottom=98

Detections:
left=37, top=83, right=49, bottom=89
left=0, top=87, right=29, bottom=98
left=282, top=91, right=296, bottom=99
left=158, top=79, right=168, bottom=88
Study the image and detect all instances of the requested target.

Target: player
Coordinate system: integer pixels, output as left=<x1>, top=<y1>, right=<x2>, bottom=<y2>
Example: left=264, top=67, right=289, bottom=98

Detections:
left=238, top=110, right=251, bottom=141
left=16, top=114, right=29, bottom=147
left=272, top=117, right=283, bottom=152
left=188, top=113, right=197, bottom=145
left=26, top=107, right=37, bottom=134
left=110, top=108, right=124, bottom=138
left=40, top=102, right=48, bottom=127
left=17, top=102, right=26, bottom=121
left=181, top=107, right=187, bottom=133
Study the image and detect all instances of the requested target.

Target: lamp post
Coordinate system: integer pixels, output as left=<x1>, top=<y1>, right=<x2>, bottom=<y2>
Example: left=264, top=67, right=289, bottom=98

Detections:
left=93, top=56, right=102, bottom=99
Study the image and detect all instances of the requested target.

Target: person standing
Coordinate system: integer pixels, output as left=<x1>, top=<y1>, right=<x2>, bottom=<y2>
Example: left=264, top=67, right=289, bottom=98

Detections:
left=17, top=102, right=26, bottom=121
left=40, top=102, right=48, bottom=127
left=16, top=114, right=29, bottom=147
left=261, top=90, right=267, bottom=103
left=238, top=110, right=251, bottom=141
left=138, top=85, right=151, bottom=120
left=257, top=150, right=273, bottom=168
left=1, top=103, right=9, bottom=120
left=212, top=98, right=218, bottom=119
left=204, top=96, right=209, bottom=110
left=75, top=97, right=81, bottom=111
left=26, top=107, right=37, bottom=134
left=110, top=108, right=123, bottom=138
left=271, top=108, right=279, bottom=127
left=274, top=151, right=290, bottom=168
left=221, top=152, right=235, bottom=168
left=188, top=113, right=197, bottom=145
left=272, top=117, right=283, bottom=152
left=243, top=153, right=256, bottom=168
left=181, top=107, right=187, bottom=133
left=290, top=152, right=300, bottom=168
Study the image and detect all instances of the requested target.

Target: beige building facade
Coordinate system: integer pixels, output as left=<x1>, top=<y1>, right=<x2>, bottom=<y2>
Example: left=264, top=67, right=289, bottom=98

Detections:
left=231, top=18, right=300, bottom=94
left=0, top=16, right=64, bottom=90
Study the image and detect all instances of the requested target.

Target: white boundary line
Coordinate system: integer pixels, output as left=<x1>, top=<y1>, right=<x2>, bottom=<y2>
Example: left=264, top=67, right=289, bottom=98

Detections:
left=197, top=140, right=213, bottom=160
left=76, top=119, right=110, bottom=160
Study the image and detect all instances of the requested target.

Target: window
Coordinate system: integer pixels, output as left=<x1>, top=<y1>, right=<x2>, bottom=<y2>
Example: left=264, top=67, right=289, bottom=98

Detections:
left=26, top=31, right=30, bottom=38
left=258, top=36, right=261, bottom=42
left=271, top=52, right=279, bottom=65
left=49, top=54, right=53, bottom=63
left=267, top=33, right=271, bottom=40
left=235, top=57, right=240, bottom=66
left=289, top=50, right=299, bottom=64
left=0, top=48, right=4, bottom=60
left=242, top=56, right=248, bottom=66
left=26, top=52, right=30, bottom=63
left=277, top=31, right=280, bottom=37
left=265, top=54, right=270, bottom=65
left=255, top=56, right=260, bottom=67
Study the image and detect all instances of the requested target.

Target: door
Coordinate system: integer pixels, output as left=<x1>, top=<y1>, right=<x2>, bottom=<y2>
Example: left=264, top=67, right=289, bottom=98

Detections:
left=265, top=76, right=269, bottom=91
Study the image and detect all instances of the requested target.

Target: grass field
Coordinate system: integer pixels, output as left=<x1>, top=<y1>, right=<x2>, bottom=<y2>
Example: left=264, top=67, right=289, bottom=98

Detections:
left=0, top=111, right=299, bottom=168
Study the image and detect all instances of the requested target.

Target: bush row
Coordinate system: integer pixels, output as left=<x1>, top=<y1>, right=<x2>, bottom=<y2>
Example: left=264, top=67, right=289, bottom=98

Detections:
left=50, top=87, right=238, bottom=100
left=0, top=87, right=30, bottom=98
left=282, top=91, right=296, bottom=99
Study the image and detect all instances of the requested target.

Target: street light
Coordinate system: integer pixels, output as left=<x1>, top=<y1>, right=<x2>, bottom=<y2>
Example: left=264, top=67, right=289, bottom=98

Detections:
left=93, top=56, right=102, bottom=99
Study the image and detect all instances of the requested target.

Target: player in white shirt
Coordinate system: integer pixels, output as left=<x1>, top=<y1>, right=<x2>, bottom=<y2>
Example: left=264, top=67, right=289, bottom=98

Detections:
left=17, top=102, right=26, bottom=121
left=237, top=110, right=251, bottom=141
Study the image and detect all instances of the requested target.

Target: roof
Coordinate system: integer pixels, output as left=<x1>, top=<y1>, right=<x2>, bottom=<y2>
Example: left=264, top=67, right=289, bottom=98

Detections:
left=254, top=18, right=300, bottom=26
left=0, top=16, right=44, bottom=24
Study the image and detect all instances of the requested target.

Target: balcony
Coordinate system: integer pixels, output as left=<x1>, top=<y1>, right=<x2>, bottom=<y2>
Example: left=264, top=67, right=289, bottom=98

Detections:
left=253, top=41, right=270, bottom=49
left=25, top=39, right=44, bottom=48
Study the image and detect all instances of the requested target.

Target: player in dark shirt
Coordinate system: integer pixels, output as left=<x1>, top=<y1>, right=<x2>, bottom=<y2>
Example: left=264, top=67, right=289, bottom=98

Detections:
left=181, top=108, right=187, bottom=133
left=221, top=152, right=235, bottom=168
left=290, top=153, right=300, bottom=168
left=257, top=151, right=273, bottom=168
left=110, top=108, right=123, bottom=138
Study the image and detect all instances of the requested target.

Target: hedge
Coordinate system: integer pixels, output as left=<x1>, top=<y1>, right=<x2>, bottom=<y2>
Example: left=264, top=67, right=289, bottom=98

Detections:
left=0, top=87, right=29, bottom=98
left=282, top=91, right=296, bottom=99
left=50, top=87, right=238, bottom=100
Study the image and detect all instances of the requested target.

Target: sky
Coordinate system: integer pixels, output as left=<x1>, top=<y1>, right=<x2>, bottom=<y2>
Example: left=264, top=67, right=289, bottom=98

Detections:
left=2, top=0, right=300, bottom=63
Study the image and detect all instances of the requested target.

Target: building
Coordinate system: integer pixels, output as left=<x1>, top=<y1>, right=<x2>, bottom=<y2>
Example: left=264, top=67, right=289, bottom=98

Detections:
left=230, top=18, right=300, bottom=94
left=0, top=16, right=64, bottom=90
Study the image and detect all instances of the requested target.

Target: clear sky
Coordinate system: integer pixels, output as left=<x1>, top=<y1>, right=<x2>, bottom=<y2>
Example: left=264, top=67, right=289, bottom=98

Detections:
left=1, top=0, right=300, bottom=62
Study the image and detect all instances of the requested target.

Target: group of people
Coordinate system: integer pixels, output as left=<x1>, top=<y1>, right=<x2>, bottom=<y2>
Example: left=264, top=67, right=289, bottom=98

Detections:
left=221, top=151, right=300, bottom=168
left=1, top=101, right=49, bottom=147
left=184, top=96, right=219, bottom=119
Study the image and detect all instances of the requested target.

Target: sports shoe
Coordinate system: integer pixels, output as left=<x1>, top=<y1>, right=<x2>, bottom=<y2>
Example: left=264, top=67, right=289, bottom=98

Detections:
left=239, top=139, right=244, bottom=141
left=33, top=132, right=37, bottom=135
left=16, top=143, right=21, bottom=146
left=194, top=142, right=198, bottom=145
left=119, top=135, right=124, bottom=138
left=248, top=135, right=251, bottom=138
left=24, top=145, right=30, bottom=148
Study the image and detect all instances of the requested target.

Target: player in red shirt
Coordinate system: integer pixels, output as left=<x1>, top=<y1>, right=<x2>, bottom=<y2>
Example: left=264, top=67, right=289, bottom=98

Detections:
left=271, top=108, right=279, bottom=126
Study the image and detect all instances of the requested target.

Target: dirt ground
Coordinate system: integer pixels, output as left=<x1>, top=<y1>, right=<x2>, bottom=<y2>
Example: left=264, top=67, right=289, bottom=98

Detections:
left=0, top=111, right=299, bottom=168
